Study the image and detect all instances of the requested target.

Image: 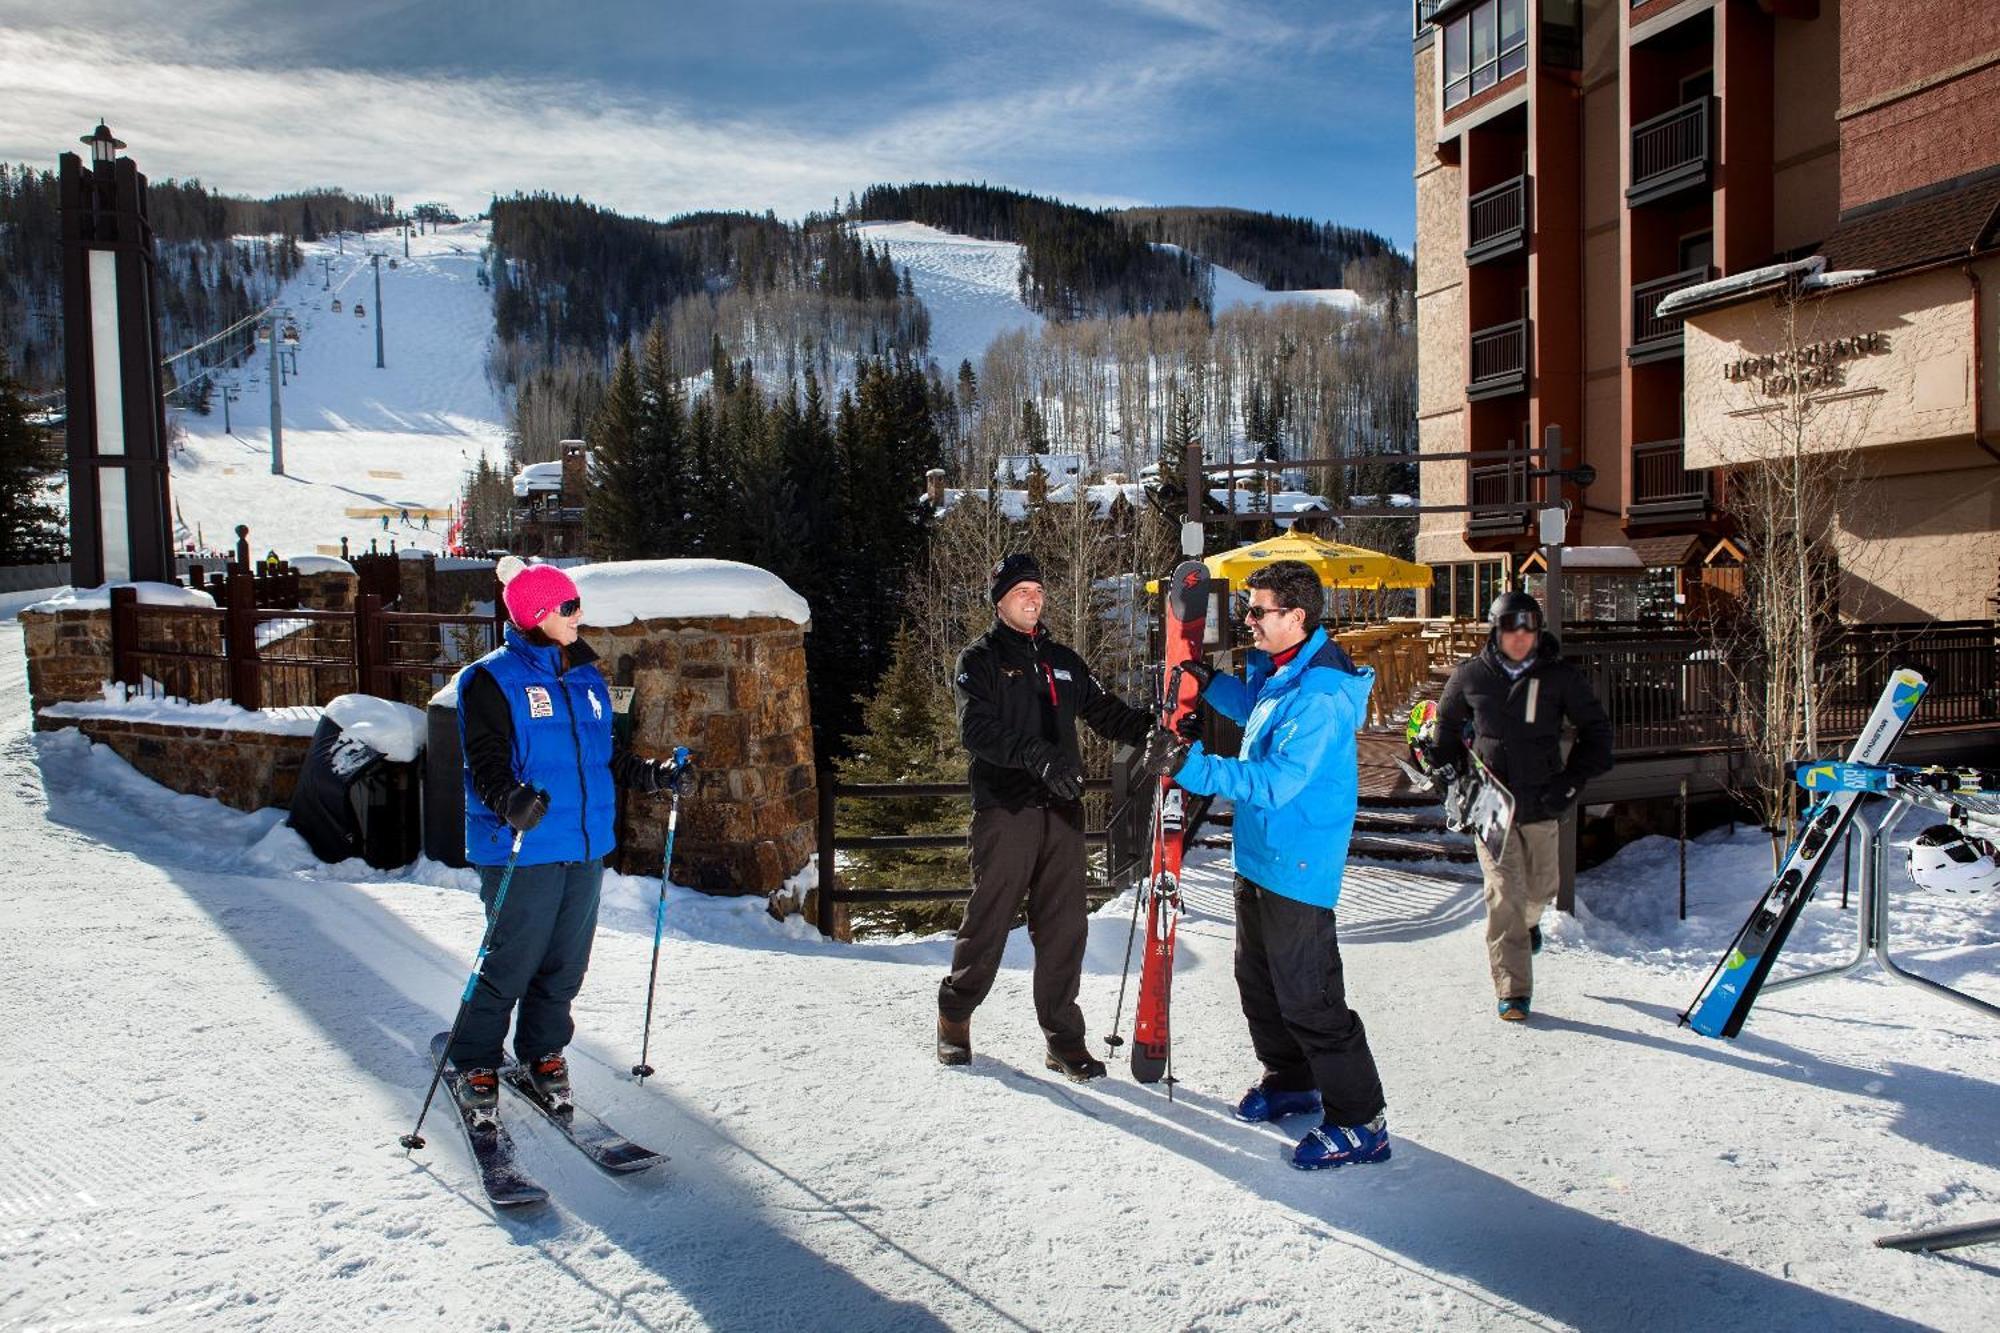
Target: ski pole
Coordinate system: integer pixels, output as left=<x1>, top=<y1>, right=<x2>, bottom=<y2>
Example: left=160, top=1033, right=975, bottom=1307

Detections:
left=633, top=747, right=692, bottom=1083
left=401, top=828, right=526, bottom=1152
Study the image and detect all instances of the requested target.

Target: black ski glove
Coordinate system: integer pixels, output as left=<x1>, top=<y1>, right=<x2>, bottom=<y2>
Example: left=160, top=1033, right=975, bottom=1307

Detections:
left=1172, top=708, right=1204, bottom=744
left=1025, top=742, right=1085, bottom=802
left=500, top=785, right=550, bottom=832
left=1178, top=659, right=1214, bottom=693
left=632, top=746, right=694, bottom=795
left=1141, top=728, right=1191, bottom=779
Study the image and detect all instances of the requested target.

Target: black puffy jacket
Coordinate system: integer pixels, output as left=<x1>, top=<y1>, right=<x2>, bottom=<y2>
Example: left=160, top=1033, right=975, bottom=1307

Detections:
left=955, top=620, right=1155, bottom=811
left=1431, top=632, right=1614, bottom=825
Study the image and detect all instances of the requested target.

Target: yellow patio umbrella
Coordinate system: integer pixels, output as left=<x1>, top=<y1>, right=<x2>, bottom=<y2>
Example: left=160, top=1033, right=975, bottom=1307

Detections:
left=1147, top=529, right=1432, bottom=593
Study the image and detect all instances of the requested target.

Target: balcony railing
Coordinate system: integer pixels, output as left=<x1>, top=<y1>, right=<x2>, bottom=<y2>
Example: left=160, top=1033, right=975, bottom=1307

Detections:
left=1628, top=267, right=1711, bottom=362
left=1467, top=460, right=1534, bottom=535
left=1629, top=438, right=1713, bottom=522
left=1628, top=97, right=1713, bottom=206
left=1466, top=175, right=1528, bottom=264
left=1468, top=318, right=1530, bottom=399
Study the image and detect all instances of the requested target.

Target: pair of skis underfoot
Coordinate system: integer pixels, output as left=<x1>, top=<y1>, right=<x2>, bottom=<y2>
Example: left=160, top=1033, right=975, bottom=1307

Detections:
left=426, top=1032, right=667, bottom=1209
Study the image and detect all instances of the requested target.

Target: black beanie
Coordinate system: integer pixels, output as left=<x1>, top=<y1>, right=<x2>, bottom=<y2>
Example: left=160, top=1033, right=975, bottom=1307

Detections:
left=990, top=553, right=1044, bottom=605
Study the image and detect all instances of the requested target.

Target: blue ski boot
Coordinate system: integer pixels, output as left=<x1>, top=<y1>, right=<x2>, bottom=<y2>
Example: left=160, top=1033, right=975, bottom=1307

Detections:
left=1235, top=1084, right=1323, bottom=1123
left=1498, top=996, right=1531, bottom=1022
left=1291, top=1115, right=1391, bottom=1170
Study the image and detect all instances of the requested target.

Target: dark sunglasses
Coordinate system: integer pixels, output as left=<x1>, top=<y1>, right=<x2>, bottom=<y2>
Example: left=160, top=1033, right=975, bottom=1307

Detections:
left=556, top=598, right=582, bottom=617
left=1243, top=603, right=1297, bottom=622
left=1496, top=612, right=1540, bottom=633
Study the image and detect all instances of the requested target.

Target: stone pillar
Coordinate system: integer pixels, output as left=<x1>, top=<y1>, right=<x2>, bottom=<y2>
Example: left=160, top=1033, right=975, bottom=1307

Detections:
left=581, top=615, right=816, bottom=896
left=19, top=605, right=114, bottom=725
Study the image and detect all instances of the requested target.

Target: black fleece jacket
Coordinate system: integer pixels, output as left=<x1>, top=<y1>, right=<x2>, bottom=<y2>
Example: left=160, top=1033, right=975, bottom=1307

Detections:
left=954, top=620, right=1155, bottom=811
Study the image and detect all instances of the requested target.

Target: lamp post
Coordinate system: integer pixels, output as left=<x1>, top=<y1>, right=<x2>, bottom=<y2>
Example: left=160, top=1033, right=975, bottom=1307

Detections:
left=59, top=122, right=174, bottom=586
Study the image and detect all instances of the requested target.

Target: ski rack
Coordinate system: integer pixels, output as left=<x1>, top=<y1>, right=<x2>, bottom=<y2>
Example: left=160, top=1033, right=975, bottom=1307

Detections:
left=1762, top=784, right=2000, bottom=1255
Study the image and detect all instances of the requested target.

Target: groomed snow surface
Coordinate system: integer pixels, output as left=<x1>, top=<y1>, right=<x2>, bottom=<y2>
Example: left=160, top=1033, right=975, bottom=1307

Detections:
left=5, top=614, right=1999, bottom=1330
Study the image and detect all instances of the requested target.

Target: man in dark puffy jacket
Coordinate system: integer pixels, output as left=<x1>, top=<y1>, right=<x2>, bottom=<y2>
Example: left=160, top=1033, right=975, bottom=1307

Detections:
left=938, top=552, right=1157, bottom=1081
left=1432, top=590, right=1612, bottom=1021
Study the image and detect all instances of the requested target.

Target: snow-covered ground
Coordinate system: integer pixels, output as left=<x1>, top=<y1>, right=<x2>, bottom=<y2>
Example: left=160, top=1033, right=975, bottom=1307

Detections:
left=168, top=222, right=506, bottom=562
left=6, top=604, right=2000, bottom=1329
left=848, top=222, right=1046, bottom=377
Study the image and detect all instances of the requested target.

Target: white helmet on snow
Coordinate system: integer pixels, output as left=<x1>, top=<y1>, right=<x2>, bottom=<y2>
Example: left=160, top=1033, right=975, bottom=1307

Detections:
left=1905, top=823, right=2000, bottom=894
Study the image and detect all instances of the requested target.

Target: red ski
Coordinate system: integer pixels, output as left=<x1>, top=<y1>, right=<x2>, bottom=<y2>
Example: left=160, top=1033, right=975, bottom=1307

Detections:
left=1130, top=558, right=1211, bottom=1085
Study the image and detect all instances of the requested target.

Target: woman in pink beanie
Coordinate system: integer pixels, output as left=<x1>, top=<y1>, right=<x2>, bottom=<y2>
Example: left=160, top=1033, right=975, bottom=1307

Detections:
left=443, top=556, right=692, bottom=1125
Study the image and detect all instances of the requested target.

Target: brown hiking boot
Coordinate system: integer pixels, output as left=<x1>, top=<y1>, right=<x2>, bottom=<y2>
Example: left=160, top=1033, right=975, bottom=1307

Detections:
left=1045, top=1044, right=1107, bottom=1082
left=937, top=1014, right=972, bottom=1066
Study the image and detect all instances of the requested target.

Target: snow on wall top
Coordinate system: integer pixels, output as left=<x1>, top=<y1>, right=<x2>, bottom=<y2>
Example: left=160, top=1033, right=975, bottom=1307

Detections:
left=285, top=555, right=356, bottom=575
left=27, top=582, right=217, bottom=613
left=569, top=559, right=810, bottom=627
left=40, top=683, right=321, bottom=736
left=513, top=460, right=567, bottom=498
left=323, top=694, right=427, bottom=762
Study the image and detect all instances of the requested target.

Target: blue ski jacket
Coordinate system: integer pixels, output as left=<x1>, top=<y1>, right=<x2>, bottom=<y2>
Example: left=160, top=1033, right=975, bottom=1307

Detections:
left=458, top=628, right=618, bottom=867
left=1173, top=627, right=1373, bottom=909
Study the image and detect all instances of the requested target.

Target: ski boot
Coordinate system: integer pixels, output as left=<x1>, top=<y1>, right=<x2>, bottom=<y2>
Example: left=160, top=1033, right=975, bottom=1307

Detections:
left=454, top=1066, right=501, bottom=1132
left=1234, top=1083, right=1323, bottom=1123
left=1291, top=1116, right=1391, bottom=1170
left=524, top=1053, right=573, bottom=1113
left=1498, top=996, right=1531, bottom=1022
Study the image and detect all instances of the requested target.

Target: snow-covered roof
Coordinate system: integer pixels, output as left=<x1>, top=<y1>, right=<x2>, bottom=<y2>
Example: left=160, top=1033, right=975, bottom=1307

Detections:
left=569, top=559, right=810, bottom=627
left=995, top=453, right=1084, bottom=484
left=1209, top=488, right=1331, bottom=517
left=933, top=481, right=1148, bottom=522
left=1652, top=256, right=1881, bottom=319
left=512, top=460, right=567, bottom=498
left=324, top=694, right=427, bottom=762
left=1558, top=546, right=1646, bottom=571
left=27, top=582, right=217, bottom=613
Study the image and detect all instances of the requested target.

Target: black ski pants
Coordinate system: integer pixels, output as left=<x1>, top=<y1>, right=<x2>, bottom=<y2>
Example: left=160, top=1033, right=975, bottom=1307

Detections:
left=447, top=857, right=604, bottom=1071
left=1234, top=876, right=1386, bottom=1126
left=938, top=802, right=1089, bottom=1048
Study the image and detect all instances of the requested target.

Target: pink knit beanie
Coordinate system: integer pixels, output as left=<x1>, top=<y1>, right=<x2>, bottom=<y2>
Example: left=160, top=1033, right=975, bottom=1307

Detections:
left=496, top=556, right=580, bottom=629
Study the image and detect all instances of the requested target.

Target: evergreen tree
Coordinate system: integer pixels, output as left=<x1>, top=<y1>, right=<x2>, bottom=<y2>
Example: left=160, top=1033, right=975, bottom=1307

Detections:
left=835, top=623, right=963, bottom=897
left=0, top=353, right=63, bottom=563
left=583, top=348, right=649, bottom=559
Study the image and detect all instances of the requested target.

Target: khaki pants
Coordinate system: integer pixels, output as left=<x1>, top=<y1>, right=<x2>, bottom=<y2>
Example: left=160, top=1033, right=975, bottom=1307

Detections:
left=1475, top=819, right=1562, bottom=1000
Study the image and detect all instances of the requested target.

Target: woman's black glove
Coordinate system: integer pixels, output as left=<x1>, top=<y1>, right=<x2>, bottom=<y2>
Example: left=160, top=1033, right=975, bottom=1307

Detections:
left=500, top=785, right=550, bottom=832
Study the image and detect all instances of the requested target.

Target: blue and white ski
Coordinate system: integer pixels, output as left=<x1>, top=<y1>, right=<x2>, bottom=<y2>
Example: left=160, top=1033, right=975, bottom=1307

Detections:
left=1683, top=668, right=1928, bottom=1039
left=1795, top=760, right=2000, bottom=796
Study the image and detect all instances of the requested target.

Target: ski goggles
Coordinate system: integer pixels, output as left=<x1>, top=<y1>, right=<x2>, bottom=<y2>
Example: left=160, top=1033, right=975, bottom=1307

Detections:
left=1495, top=612, right=1541, bottom=634
left=556, top=598, right=582, bottom=618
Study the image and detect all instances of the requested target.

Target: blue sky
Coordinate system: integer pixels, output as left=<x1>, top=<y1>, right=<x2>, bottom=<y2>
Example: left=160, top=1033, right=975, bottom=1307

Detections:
left=1, top=0, right=1417, bottom=247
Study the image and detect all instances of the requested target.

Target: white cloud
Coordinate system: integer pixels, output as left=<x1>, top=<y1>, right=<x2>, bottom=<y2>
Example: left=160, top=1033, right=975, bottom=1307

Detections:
left=0, top=25, right=1218, bottom=217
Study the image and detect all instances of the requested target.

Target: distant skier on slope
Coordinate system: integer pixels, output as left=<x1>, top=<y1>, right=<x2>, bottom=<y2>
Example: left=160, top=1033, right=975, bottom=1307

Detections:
left=1430, top=590, right=1612, bottom=1023
left=1143, top=559, right=1390, bottom=1170
left=939, top=553, right=1161, bottom=1081
left=445, top=556, right=691, bottom=1126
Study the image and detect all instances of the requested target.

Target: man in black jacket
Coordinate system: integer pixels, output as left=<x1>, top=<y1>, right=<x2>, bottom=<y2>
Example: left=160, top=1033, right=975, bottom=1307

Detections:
left=1432, top=590, right=1612, bottom=1021
left=938, top=552, right=1158, bottom=1079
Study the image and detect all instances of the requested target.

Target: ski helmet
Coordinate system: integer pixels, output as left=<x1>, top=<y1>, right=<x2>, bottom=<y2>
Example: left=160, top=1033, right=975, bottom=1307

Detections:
left=1905, top=822, right=2000, bottom=893
left=1489, top=589, right=1543, bottom=630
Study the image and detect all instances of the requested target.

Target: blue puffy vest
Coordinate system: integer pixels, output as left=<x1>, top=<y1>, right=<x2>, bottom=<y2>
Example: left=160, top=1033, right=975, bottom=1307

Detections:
left=458, top=629, right=617, bottom=867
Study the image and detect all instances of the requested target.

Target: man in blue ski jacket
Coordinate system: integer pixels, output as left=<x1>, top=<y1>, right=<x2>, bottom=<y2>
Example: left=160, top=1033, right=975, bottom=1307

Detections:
left=1144, top=558, right=1390, bottom=1170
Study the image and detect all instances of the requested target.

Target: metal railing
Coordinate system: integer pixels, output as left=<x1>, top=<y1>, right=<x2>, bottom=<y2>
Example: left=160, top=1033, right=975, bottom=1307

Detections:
left=1468, top=460, right=1534, bottom=534
left=1466, top=175, right=1528, bottom=263
left=1630, top=438, right=1712, bottom=519
left=1630, top=266, right=1711, bottom=355
left=1629, top=97, right=1713, bottom=204
left=1468, top=318, right=1530, bottom=397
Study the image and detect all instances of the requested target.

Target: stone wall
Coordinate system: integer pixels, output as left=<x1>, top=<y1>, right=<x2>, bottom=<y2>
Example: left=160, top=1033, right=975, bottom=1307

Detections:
left=20, top=607, right=114, bottom=726
left=581, top=615, right=817, bottom=896
left=64, top=715, right=314, bottom=812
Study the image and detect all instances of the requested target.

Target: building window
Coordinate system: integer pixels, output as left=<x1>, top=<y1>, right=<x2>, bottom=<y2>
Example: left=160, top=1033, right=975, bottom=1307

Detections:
left=1432, top=564, right=1452, bottom=616
left=1454, top=563, right=1476, bottom=617
left=1477, top=560, right=1503, bottom=615
left=1444, top=0, right=1527, bottom=109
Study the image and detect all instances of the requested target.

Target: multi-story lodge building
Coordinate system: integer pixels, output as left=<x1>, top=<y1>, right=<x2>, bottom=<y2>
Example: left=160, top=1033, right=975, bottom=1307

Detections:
left=1412, top=0, right=1999, bottom=624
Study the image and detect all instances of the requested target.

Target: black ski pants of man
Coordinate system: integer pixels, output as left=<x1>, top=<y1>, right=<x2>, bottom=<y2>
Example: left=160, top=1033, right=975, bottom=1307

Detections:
left=447, top=858, right=604, bottom=1072
left=939, top=802, right=1088, bottom=1048
left=1235, top=876, right=1385, bottom=1126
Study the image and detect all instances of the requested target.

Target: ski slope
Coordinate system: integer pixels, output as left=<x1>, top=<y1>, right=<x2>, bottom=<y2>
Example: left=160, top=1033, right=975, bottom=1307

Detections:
left=168, top=222, right=506, bottom=562
left=5, top=610, right=1999, bottom=1330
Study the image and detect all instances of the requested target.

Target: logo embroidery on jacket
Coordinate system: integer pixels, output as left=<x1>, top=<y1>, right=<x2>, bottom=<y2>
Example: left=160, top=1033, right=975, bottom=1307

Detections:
left=525, top=685, right=554, bottom=719
left=588, top=690, right=603, bottom=720
left=1052, top=668, right=1073, bottom=682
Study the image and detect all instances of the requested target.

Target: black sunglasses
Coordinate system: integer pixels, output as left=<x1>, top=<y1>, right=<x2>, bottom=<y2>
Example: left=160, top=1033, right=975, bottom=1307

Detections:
left=1243, top=602, right=1298, bottom=622
left=557, top=598, right=581, bottom=617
